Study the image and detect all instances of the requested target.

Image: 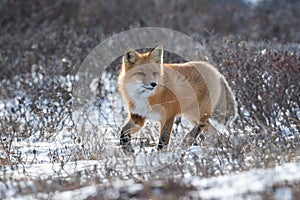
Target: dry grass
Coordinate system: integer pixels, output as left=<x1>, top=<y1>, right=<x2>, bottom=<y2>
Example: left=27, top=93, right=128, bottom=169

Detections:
left=0, top=0, right=299, bottom=199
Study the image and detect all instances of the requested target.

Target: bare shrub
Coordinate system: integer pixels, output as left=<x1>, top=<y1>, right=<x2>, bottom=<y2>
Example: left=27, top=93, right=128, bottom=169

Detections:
left=1, top=0, right=300, bottom=198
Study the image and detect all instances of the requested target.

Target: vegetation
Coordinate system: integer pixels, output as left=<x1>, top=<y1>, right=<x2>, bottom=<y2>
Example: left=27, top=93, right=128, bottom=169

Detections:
left=0, top=0, right=299, bottom=199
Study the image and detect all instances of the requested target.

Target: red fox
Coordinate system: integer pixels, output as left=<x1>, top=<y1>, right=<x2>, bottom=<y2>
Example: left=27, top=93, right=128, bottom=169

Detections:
left=118, top=45, right=236, bottom=151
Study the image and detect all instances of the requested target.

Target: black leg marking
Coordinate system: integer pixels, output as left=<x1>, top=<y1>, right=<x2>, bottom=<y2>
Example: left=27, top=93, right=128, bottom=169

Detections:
left=182, top=124, right=205, bottom=147
left=158, top=133, right=170, bottom=150
left=157, top=119, right=174, bottom=151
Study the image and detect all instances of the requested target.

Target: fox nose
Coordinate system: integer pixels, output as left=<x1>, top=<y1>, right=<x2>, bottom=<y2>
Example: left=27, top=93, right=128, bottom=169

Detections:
left=150, top=82, right=157, bottom=88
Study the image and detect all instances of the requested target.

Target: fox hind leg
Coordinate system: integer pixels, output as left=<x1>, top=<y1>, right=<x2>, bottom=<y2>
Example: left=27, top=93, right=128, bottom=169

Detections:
left=181, top=122, right=207, bottom=148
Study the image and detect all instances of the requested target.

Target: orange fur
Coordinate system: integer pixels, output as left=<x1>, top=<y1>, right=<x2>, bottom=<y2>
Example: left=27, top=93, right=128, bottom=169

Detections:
left=118, top=45, right=236, bottom=151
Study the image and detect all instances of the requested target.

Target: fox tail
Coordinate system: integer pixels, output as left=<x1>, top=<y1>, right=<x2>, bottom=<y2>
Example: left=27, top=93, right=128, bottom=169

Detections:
left=213, top=76, right=238, bottom=127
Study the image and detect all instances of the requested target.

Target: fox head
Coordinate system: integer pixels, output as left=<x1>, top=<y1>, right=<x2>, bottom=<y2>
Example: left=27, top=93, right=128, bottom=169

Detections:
left=119, top=45, right=164, bottom=99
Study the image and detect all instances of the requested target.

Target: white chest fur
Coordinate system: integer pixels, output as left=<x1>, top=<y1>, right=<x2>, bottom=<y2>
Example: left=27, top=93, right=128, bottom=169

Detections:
left=126, top=83, right=161, bottom=121
left=130, top=98, right=161, bottom=121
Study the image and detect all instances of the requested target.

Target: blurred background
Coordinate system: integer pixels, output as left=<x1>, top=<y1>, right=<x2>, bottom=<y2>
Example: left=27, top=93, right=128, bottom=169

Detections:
left=1, top=0, right=300, bottom=78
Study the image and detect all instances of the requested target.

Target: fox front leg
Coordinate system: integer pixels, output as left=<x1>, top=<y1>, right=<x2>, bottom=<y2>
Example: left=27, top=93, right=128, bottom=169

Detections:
left=120, top=114, right=145, bottom=152
left=158, top=118, right=174, bottom=151
left=120, top=121, right=134, bottom=148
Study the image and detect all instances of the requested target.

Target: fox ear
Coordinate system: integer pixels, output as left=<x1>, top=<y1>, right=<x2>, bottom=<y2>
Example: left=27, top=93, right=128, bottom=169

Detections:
left=124, top=47, right=139, bottom=65
left=149, top=44, right=163, bottom=64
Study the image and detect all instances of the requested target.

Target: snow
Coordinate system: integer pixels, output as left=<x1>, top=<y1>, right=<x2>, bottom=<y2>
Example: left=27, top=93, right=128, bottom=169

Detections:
left=185, top=161, right=300, bottom=199
left=52, top=185, right=99, bottom=200
left=2, top=144, right=300, bottom=200
left=274, top=187, right=293, bottom=200
left=1, top=93, right=300, bottom=199
left=1, top=74, right=299, bottom=199
left=244, top=0, right=262, bottom=6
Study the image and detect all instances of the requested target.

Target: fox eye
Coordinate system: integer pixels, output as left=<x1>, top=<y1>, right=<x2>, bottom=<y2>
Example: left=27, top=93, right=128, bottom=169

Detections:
left=153, top=72, right=160, bottom=76
left=132, top=72, right=145, bottom=76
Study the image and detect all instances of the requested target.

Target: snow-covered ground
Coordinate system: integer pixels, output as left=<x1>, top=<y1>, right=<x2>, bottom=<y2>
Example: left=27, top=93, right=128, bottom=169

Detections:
left=186, top=161, right=300, bottom=199
left=1, top=120, right=300, bottom=200
left=55, top=161, right=299, bottom=200
left=1, top=73, right=299, bottom=199
left=2, top=156, right=299, bottom=199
